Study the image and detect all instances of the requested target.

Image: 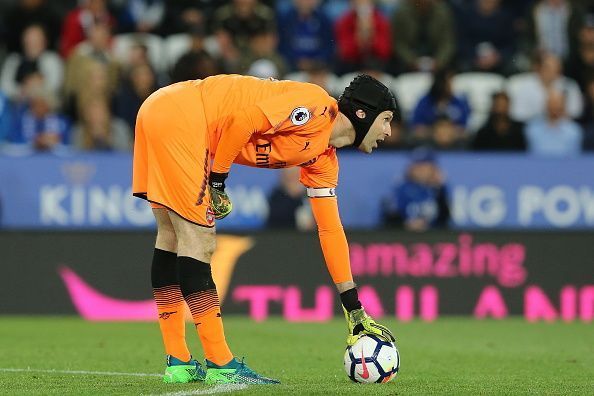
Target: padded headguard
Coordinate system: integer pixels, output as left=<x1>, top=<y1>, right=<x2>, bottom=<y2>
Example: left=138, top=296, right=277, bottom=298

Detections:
left=337, top=74, right=400, bottom=147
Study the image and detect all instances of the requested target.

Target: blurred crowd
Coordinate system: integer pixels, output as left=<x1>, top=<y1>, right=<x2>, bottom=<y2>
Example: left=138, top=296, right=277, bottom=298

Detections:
left=1, top=0, right=594, bottom=156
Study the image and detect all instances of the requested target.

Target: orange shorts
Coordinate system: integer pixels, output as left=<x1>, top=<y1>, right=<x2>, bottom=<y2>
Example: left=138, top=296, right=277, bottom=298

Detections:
left=132, top=81, right=215, bottom=227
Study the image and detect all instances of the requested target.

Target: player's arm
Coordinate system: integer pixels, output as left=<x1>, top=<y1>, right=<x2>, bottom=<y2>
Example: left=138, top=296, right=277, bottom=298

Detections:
left=302, top=152, right=395, bottom=345
left=208, top=105, right=272, bottom=219
left=309, top=195, right=395, bottom=345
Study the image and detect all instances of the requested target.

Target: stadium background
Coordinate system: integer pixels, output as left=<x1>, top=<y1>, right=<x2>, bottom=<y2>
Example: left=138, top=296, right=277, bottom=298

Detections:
left=0, top=0, right=592, bottom=323
left=0, top=1, right=592, bottom=394
left=1, top=1, right=594, bottom=391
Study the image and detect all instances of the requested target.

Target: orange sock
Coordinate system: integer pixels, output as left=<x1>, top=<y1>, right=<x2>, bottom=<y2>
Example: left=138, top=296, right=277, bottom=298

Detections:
left=185, top=290, right=233, bottom=365
left=153, top=285, right=191, bottom=362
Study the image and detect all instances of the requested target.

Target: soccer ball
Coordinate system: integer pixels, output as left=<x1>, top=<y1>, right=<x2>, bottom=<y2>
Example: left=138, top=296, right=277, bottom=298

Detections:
left=343, top=334, right=400, bottom=383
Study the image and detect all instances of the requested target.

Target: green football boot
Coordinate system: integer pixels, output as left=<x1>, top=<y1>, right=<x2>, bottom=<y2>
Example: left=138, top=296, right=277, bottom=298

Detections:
left=162, top=355, right=206, bottom=383
left=205, top=357, right=280, bottom=385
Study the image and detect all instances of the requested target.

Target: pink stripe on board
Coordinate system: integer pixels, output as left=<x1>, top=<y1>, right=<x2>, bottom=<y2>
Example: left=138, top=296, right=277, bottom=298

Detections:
left=420, top=286, right=438, bottom=322
left=580, top=286, right=594, bottom=322
left=59, top=266, right=156, bottom=321
left=395, top=286, right=414, bottom=322
left=560, top=286, right=577, bottom=322
left=473, top=286, right=508, bottom=319
left=283, top=286, right=333, bottom=322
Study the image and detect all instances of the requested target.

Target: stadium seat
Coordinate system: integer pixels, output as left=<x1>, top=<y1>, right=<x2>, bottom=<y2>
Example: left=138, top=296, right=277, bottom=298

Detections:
left=163, top=34, right=192, bottom=71
left=505, top=72, right=534, bottom=93
left=452, top=72, right=506, bottom=132
left=390, top=72, right=433, bottom=119
left=284, top=71, right=309, bottom=82
left=112, top=33, right=165, bottom=72
left=505, top=72, right=538, bottom=122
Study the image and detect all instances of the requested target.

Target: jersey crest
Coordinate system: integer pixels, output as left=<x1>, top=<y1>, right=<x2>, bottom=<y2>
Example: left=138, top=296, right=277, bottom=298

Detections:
left=290, top=107, right=311, bottom=126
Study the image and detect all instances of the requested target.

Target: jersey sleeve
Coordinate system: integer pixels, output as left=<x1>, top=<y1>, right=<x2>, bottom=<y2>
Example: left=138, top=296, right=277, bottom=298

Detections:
left=309, top=196, right=353, bottom=284
left=299, top=147, right=339, bottom=188
left=211, top=105, right=273, bottom=173
left=301, top=148, right=353, bottom=285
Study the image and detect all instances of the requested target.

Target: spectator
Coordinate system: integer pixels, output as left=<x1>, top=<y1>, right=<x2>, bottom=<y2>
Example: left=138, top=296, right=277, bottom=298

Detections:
left=277, top=0, right=335, bottom=72
left=267, top=167, right=314, bottom=230
left=285, top=61, right=342, bottom=97
left=408, top=113, right=467, bottom=150
left=212, top=0, right=276, bottom=51
left=391, top=0, right=456, bottom=72
left=240, top=26, right=288, bottom=79
left=117, top=0, right=165, bottom=34
left=472, top=92, right=527, bottom=151
left=170, top=26, right=222, bottom=82
left=9, top=86, right=70, bottom=152
left=575, top=77, right=594, bottom=150
left=0, top=91, right=14, bottom=144
left=382, top=147, right=450, bottom=231
left=2, top=0, right=61, bottom=53
left=456, top=0, right=516, bottom=74
left=566, top=13, right=594, bottom=90
left=524, top=89, right=583, bottom=156
left=410, top=68, right=471, bottom=138
left=130, top=42, right=153, bottom=68
left=352, top=57, right=394, bottom=87
left=60, top=0, right=116, bottom=58
left=527, top=0, right=584, bottom=61
left=302, top=62, right=340, bottom=96
left=161, top=0, right=225, bottom=35
left=213, top=27, right=243, bottom=74
left=73, top=98, right=131, bottom=151
left=0, top=24, right=64, bottom=102
left=508, top=52, right=583, bottom=122
left=63, top=24, right=120, bottom=120
left=334, top=0, right=392, bottom=74
left=579, top=77, right=594, bottom=125
left=431, top=115, right=468, bottom=150
left=114, top=63, right=158, bottom=131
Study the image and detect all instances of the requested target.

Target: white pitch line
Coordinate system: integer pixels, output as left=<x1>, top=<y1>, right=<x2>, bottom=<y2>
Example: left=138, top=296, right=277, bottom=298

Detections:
left=1, top=368, right=248, bottom=395
left=0, top=367, right=162, bottom=377
left=153, top=384, right=248, bottom=396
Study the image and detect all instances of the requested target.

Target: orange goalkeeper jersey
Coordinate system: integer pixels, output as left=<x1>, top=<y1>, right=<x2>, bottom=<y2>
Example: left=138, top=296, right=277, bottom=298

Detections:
left=134, top=74, right=352, bottom=284
left=197, top=75, right=340, bottom=189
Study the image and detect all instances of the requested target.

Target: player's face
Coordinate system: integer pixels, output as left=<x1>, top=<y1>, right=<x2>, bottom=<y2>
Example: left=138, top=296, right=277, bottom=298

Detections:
left=358, top=111, right=394, bottom=153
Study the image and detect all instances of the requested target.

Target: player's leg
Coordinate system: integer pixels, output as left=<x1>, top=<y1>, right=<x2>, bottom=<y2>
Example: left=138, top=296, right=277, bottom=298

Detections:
left=151, top=207, right=206, bottom=383
left=169, top=211, right=280, bottom=385
left=133, top=83, right=277, bottom=384
left=132, top=85, right=208, bottom=383
left=167, top=211, right=233, bottom=365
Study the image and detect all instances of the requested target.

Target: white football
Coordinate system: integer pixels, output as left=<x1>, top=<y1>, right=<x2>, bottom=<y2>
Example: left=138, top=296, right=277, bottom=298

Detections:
left=343, top=334, right=400, bottom=383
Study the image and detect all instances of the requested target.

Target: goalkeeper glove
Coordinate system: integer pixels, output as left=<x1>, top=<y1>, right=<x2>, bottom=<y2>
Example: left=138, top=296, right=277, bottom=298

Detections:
left=208, top=172, right=232, bottom=220
left=343, top=306, right=396, bottom=346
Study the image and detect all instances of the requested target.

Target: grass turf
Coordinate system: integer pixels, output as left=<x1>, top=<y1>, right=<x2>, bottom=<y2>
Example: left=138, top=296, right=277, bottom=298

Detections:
left=0, top=317, right=592, bottom=395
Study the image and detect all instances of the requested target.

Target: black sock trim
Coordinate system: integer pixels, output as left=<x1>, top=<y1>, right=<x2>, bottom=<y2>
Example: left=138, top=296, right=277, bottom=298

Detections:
left=177, top=256, right=216, bottom=296
left=151, top=248, right=178, bottom=288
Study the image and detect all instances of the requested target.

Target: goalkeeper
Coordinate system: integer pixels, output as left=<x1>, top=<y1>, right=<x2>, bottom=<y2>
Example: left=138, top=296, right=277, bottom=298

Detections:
left=132, top=74, right=399, bottom=385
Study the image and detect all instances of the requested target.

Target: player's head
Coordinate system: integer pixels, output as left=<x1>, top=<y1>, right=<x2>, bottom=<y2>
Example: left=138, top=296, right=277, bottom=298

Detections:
left=338, top=74, right=400, bottom=152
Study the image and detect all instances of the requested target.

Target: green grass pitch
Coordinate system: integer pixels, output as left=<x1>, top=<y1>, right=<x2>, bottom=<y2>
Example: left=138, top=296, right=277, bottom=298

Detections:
left=0, top=316, right=592, bottom=395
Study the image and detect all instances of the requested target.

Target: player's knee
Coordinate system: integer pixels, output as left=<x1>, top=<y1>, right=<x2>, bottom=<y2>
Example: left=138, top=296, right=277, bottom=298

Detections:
left=201, top=234, right=217, bottom=259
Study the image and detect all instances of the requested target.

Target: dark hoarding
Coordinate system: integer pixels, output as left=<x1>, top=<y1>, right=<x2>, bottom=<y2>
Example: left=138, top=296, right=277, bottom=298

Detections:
left=0, top=231, right=592, bottom=322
